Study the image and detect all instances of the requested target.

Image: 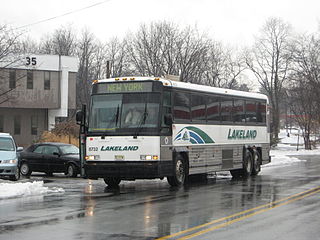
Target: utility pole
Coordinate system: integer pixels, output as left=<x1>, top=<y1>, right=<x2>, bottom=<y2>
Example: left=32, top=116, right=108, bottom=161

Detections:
left=106, top=60, right=111, bottom=79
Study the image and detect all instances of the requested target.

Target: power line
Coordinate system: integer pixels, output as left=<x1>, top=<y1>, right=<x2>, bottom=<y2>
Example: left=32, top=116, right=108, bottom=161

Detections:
left=13, top=0, right=111, bottom=30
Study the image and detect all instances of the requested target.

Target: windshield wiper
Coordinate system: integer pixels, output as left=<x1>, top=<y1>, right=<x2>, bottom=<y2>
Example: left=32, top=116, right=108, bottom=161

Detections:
left=108, top=105, right=120, bottom=129
left=133, top=103, right=148, bottom=138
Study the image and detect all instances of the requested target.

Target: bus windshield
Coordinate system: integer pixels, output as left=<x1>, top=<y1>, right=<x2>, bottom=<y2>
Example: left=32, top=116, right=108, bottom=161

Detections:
left=88, top=93, right=160, bottom=135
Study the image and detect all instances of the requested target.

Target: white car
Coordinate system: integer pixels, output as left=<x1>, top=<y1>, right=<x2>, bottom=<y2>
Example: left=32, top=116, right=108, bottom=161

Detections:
left=0, top=133, right=22, bottom=181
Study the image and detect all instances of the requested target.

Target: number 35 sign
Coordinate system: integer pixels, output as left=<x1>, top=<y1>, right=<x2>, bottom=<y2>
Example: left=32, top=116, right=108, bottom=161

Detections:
left=26, top=57, right=37, bottom=66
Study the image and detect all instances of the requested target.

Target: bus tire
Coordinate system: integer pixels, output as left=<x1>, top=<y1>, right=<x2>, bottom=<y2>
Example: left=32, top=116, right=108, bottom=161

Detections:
left=167, top=154, right=188, bottom=187
left=104, top=177, right=121, bottom=187
left=230, top=149, right=253, bottom=178
left=251, top=150, right=261, bottom=176
left=242, top=149, right=253, bottom=178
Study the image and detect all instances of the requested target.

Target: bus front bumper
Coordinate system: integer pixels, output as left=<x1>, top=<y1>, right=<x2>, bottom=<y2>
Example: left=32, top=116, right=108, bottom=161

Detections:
left=84, top=161, right=172, bottom=180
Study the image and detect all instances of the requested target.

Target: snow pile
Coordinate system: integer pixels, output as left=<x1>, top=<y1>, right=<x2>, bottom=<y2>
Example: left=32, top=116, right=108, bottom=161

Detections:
left=0, top=181, right=64, bottom=200
left=264, top=150, right=305, bottom=168
left=264, top=129, right=320, bottom=168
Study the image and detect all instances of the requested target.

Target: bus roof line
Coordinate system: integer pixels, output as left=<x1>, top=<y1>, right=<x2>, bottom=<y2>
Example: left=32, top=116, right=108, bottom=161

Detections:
left=95, top=77, right=268, bottom=102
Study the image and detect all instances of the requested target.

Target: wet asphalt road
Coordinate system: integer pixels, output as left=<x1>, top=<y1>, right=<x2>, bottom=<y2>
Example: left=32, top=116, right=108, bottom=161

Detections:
left=1, top=155, right=320, bottom=240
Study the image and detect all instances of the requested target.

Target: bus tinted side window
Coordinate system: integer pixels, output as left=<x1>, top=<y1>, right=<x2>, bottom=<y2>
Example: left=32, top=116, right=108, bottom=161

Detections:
left=207, top=95, right=220, bottom=122
left=191, top=94, right=206, bottom=122
left=233, top=99, right=245, bottom=123
left=245, top=101, right=257, bottom=123
left=161, top=91, right=172, bottom=133
left=173, top=91, right=190, bottom=121
left=257, top=101, right=266, bottom=123
left=220, top=97, right=233, bottom=122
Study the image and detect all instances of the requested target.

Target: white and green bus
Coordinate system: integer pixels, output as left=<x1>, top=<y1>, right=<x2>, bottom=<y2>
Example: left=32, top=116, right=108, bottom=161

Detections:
left=76, top=77, right=270, bottom=187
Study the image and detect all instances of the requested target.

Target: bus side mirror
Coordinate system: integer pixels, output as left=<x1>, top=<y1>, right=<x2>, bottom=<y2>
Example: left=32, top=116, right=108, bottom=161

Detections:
left=76, top=110, right=83, bottom=125
left=164, top=114, right=173, bottom=125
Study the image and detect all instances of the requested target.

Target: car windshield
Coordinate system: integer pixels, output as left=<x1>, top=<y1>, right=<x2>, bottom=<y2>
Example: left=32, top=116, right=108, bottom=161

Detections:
left=60, top=145, right=79, bottom=155
left=88, top=93, right=160, bottom=135
left=0, top=137, right=15, bottom=151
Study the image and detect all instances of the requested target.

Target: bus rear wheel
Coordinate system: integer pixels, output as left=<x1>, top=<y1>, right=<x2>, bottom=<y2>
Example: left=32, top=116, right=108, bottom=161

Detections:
left=230, top=149, right=253, bottom=178
left=251, top=150, right=261, bottom=176
left=104, top=177, right=121, bottom=187
left=167, top=155, right=188, bottom=187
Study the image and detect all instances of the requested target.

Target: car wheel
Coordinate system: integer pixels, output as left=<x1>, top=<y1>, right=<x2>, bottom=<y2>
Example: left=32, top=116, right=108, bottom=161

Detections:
left=67, top=164, right=77, bottom=177
left=20, top=162, right=32, bottom=176
left=10, top=167, right=20, bottom=181
left=167, top=154, right=188, bottom=187
left=103, top=177, right=121, bottom=187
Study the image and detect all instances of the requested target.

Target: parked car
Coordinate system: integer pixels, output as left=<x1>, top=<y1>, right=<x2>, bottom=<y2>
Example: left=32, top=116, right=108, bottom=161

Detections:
left=20, top=142, right=80, bottom=177
left=0, top=133, right=22, bottom=181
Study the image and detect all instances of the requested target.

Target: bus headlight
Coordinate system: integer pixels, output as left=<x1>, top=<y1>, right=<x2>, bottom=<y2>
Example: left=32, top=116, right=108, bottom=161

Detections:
left=140, top=155, right=159, bottom=161
left=85, top=155, right=100, bottom=160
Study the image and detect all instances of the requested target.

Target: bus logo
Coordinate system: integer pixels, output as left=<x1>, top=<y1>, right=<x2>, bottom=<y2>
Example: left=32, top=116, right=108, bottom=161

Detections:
left=227, top=129, right=257, bottom=140
left=174, top=126, right=214, bottom=144
left=101, top=146, right=139, bottom=151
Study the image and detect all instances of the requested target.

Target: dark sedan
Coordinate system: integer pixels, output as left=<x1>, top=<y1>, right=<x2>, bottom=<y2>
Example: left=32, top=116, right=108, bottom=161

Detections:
left=20, top=142, right=80, bottom=177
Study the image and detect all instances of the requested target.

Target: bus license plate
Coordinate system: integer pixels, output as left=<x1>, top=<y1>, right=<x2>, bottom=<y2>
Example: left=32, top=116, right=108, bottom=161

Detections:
left=115, top=155, right=124, bottom=160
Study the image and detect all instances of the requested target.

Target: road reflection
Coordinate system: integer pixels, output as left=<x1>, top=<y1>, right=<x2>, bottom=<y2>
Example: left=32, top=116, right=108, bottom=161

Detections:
left=78, top=174, right=298, bottom=239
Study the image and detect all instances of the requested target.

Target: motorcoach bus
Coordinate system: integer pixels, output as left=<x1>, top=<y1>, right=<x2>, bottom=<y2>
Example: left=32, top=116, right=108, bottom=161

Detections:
left=76, top=77, right=270, bottom=187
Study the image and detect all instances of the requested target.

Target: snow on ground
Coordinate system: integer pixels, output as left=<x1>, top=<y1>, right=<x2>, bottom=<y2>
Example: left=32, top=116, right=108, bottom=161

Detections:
left=264, top=129, right=320, bottom=169
left=0, top=181, right=64, bottom=200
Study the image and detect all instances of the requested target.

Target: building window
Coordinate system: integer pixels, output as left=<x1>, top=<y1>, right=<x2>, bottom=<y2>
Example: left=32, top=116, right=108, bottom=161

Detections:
left=27, top=70, right=33, bottom=89
left=0, top=115, right=4, bottom=132
left=31, top=116, right=38, bottom=135
left=44, top=71, right=50, bottom=90
left=9, top=70, right=16, bottom=89
left=14, top=116, right=21, bottom=135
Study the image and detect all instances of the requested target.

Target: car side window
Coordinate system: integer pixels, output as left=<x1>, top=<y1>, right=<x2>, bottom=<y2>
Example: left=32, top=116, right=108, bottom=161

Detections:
left=43, top=146, right=59, bottom=155
left=33, top=146, right=44, bottom=154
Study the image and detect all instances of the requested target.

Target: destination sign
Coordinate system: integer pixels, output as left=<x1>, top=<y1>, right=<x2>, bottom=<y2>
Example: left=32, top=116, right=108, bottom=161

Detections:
left=93, top=82, right=154, bottom=94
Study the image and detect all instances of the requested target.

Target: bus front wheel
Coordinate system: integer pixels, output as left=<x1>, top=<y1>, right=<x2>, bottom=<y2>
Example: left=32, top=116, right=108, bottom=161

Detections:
left=103, top=177, right=121, bottom=187
left=167, top=155, right=188, bottom=187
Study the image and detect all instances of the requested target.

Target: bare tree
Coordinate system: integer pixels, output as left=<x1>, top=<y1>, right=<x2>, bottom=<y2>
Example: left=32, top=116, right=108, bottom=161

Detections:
left=39, top=25, right=77, bottom=56
left=288, top=32, right=320, bottom=148
left=246, top=18, right=292, bottom=141
left=126, top=21, right=245, bottom=88
left=202, top=44, right=246, bottom=89
left=76, top=29, right=97, bottom=107
left=291, top=33, right=320, bottom=98
left=177, top=26, right=211, bottom=83
left=288, top=78, right=317, bottom=149
left=126, top=22, right=175, bottom=77
left=0, top=25, right=23, bottom=67
left=0, top=24, right=25, bottom=105
left=106, top=38, right=129, bottom=77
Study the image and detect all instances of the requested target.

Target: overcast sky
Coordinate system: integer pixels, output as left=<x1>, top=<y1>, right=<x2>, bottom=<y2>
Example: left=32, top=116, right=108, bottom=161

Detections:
left=1, top=0, right=319, bottom=47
